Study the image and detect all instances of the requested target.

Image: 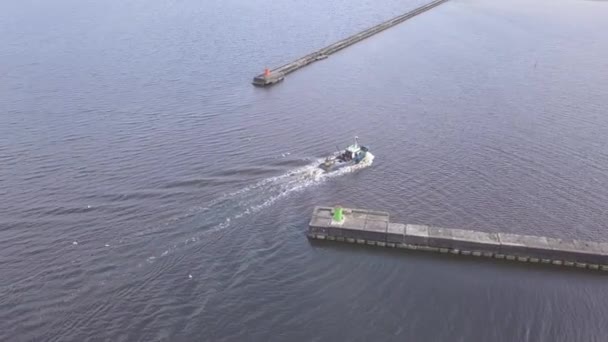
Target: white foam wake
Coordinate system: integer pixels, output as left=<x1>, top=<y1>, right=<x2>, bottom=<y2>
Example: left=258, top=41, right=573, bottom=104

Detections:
left=147, top=155, right=375, bottom=260
left=195, top=156, right=374, bottom=234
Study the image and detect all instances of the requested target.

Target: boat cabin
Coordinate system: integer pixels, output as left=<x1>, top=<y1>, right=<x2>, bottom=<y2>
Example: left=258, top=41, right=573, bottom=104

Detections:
left=341, top=144, right=366, bottom=162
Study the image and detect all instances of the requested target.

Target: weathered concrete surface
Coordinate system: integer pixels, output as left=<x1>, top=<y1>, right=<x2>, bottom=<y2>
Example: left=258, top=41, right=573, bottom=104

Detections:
left=386, top=223, right=405, bottom=243
left=252, top=72, right=284, bottom=87
left=404, top=224, right=429, bottom=246
left=308, top=207, right=332, bottom=236
left=252, top=0, right=449, bottom=86
left=308, top=206, right=608, bottom=271
left=450, top=229, right=501, bottom=253
left=546, top=238, right=608, bottom=264
left=498, top=233, right=555, bottom=260
left=309, top=206, right=389, bottom=241
left=427, top=226, right=453, bottom=249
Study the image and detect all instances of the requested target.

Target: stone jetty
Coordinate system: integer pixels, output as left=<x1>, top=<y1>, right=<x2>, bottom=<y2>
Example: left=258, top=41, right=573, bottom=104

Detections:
left=252, top=0, right=449, bottom=86
left=308, top=206, right=608, bottom=272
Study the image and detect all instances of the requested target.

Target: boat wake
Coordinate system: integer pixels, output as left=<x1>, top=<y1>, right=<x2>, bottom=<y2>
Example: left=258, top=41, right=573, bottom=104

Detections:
left=140, top=155, right=374, bottom=261
left=195, top=153, right=374, bottom=235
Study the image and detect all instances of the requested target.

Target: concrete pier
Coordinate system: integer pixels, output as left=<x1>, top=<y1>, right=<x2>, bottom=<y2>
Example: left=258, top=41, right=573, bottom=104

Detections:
left=308, top=207, right=608, bottom=272
left=252, top=0, right=449, bottom=87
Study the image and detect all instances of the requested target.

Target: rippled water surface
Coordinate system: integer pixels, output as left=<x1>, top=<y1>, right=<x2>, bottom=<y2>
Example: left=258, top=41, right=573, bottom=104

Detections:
left=2, top=0, right=608, bottom=340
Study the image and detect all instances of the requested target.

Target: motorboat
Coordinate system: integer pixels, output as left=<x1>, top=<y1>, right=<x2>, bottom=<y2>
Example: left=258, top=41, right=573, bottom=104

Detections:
left=319, top=136, right=372, bottom=171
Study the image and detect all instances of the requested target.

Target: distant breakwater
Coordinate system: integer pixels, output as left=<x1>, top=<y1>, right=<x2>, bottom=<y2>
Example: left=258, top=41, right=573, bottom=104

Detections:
left=252, top=0, right=449, bottom=86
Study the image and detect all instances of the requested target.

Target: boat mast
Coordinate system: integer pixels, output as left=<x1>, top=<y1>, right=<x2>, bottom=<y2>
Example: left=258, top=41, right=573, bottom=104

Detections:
left=354, top=136, right=359, bottom=148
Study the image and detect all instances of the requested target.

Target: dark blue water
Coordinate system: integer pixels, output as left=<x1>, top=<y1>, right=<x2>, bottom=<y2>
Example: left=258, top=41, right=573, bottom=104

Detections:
left=2, top=0, right=608, bottom=340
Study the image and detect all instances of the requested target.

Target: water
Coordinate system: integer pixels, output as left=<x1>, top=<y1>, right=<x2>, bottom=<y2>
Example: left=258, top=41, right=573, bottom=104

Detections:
left=2, top=0, right=608, bottom=340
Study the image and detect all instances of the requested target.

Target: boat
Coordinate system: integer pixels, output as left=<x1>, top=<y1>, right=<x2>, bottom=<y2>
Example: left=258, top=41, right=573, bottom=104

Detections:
left=319, top=136, right=372, bottom=171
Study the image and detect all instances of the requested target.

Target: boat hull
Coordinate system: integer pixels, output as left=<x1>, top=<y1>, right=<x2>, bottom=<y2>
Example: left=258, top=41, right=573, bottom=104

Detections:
left=318, top=152, right=373, bottom=172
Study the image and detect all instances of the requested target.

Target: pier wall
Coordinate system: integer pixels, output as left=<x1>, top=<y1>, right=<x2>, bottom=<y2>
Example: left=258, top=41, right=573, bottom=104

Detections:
left=308, top=207, right=608, bottom=272
left=252, top=0, right=449, bottom=86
